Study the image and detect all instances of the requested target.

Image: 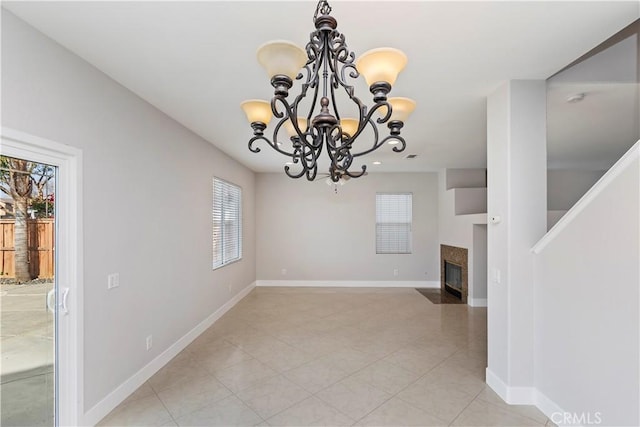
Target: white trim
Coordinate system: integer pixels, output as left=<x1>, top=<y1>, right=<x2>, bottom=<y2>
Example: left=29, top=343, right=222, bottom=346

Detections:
left=536, top=390, right=566, bottom=426
left=255, top=280, right=440, bottom=288
left=506, top=386, right=536, bottom=405
left=485, top=368, right=535, bottom=405
left=486, top=368, right=568, bottom=424
left=1, top=127, right=84, bottom=427
left=82, top=281, right=256, bottom=427
left=533, top=140, right=639, bottom=254
left=485, top=368, right=509, bottom=402
left=468, top=298, right=487, bottom=307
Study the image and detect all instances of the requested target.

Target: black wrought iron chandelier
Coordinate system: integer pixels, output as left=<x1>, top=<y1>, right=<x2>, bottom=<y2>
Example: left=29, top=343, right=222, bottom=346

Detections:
left=241, top=0, right=415, bottom=182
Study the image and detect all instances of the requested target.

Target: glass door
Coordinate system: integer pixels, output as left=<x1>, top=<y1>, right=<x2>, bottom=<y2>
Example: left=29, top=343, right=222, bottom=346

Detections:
left=1, top=155, right=57, bottom=426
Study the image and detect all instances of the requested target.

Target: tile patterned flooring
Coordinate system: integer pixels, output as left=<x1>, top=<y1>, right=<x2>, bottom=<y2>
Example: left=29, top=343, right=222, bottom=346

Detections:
left=98, top=287, right=553, bottom=426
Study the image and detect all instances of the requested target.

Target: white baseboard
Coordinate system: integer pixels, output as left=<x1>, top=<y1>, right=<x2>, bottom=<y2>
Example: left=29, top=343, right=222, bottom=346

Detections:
left=82, top=281, right=256, bottom=426
left=486, top=368, right=567, bottom=424
left=485, top=368, right=535, bottom=404
left=536, top=390, right=566, bottom=425
left=468, top=298, right=487, bottom=307
left=485, top=368, right=510, bottom=402
left=255, top=280, right=440, bottom=288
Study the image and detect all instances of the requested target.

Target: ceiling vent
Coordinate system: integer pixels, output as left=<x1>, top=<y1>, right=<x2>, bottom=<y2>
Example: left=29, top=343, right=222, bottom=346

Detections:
left=406, top=154, right=418, bottom=159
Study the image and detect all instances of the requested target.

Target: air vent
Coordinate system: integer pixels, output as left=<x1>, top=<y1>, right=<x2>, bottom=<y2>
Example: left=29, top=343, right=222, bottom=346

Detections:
left=406, top=154, right=418, bottom=159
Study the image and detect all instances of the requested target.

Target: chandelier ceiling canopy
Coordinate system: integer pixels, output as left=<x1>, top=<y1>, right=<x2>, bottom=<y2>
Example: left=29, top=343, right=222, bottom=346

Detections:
left=241, top=0, right=416, bottom=182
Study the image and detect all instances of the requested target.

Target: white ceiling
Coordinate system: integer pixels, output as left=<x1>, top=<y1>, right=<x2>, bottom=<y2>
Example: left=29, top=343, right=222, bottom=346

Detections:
left=3, top=1, right=639, bottom=173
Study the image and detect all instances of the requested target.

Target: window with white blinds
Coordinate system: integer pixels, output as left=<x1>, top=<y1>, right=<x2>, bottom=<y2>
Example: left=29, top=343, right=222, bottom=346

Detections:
left=376, top=193, right=412, bottom=254
left=213, top=178, right=242, bottom=269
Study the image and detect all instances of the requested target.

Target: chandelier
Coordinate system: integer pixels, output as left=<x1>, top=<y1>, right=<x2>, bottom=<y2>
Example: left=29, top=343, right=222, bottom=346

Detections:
left=240, top=0, right=416, bottom=182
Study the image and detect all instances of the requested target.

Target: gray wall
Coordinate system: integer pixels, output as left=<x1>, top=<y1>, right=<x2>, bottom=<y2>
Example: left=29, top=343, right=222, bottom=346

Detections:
left=472, top=224, right=487, bottom=300
left=487, top=80, right=547, bottom=390
left=547, top=169, right=605, bottom=210
left=437, top=170, right=487, bottom=302
left=535, top=153, right=639, bottom=426
left=2, top=11, right=256, bottom=410
left=256, top=173, right=439, bottom=283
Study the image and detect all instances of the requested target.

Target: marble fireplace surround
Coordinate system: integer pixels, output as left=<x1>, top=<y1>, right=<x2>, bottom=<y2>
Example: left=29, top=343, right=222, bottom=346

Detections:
left=440, top=244, right=468, bottom=303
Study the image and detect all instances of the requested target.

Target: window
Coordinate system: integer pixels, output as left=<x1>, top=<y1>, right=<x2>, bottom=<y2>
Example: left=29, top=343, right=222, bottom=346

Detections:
left=376, top=193, right=412, bottom=254
left=213, top=178, right=242, bottom=269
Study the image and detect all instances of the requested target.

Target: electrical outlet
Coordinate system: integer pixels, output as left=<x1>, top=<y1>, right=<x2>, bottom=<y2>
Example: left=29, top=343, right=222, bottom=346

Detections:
left=281, top=268, right=287, bottom=276
left=146, top=335, right=153, bottom=351
left=107, top=273, right=120, bottom=289
left=393, top=269, right=399, bottom=277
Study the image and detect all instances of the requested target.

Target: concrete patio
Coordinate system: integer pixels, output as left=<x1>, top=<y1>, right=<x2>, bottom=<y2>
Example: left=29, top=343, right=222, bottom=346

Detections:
left=1, top=281, right=55, bottom=426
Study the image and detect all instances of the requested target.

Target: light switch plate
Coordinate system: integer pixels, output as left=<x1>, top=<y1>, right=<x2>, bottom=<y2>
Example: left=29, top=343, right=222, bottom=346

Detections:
left=107, top=273, right=120, bottom=289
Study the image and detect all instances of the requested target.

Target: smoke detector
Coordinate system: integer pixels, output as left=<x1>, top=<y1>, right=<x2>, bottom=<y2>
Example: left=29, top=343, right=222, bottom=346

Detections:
left=566, top=93, right=585, bottom=103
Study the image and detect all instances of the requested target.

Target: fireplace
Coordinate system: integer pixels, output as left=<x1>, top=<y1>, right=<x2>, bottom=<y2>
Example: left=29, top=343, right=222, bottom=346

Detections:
left=444, top=261, right=463, bottom=298
left=440, top=245, right=468, bottom=303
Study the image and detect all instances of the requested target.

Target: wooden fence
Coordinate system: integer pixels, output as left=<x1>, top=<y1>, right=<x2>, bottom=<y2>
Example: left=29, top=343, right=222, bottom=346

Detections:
left=0, top=218, right=54, bottom=279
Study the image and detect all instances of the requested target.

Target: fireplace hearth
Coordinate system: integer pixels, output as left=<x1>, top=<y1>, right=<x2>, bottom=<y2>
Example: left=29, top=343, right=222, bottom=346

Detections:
left=440, top=245, right=468, bottom=303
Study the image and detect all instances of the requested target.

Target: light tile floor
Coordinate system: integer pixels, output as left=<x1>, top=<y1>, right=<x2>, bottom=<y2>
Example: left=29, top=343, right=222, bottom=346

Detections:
left=98, top=287, right=553, bottom=426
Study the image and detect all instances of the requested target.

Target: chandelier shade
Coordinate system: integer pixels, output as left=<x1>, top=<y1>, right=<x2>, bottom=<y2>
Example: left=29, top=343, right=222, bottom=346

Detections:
left=340, top=118, right=359, bottom=138
left=382, top=97, right=417, bottom=122
left=355, top=48, right=408, bottom=87
left=241, top=0, right=415, bottom=182
left=284, top=117, right=309, bottom=137
left=240, top=100, right=272, bottom=126
left=257, top=40, right=308, bottom=80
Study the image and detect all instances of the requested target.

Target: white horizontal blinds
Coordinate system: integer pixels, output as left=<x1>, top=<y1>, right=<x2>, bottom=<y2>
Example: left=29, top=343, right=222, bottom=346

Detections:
left=376, top=193, right=412, bottom=254
left=213, top=178, right=242, bottom=269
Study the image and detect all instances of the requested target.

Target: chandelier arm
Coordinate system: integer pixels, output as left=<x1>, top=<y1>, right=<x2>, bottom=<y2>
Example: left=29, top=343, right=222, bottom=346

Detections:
left=285, top=51, right=322, bottom=141
left=387, top=135, right=407, bottom=153
left=270, top=97, right=287, bottom=120
left=291, top=129, right=322, bottom=164
left=365, top=101, right=390, bottom=126
left=305, top=82, right=320, bottom=124
left=349, top=139, right=386, bottom=157
left=248, top=134, right=293, bottom=157
left=272, top=96, right=306, bottom=144
left=326, top=125, right=355, bottom=181
left=351, top=134, right=407, bottom=158
left=344, top=101, right=389, bottom=147
left=329, top=75, right=342, bottom=122
left=342, top=164, right=367, bottom=179
left=349, top=123, right=386, bottom=157
left=305, top=164, right=319, bottom=181
left=290, top=62, right=317, bottom=122
left=323, top=34, right=396, bottom=150
left=306, top=34, right=325, bottom=91
left=283, top=145, right=309, bottom=179
left=284, top=164, right=307, bottom=179
left=289, top=141, right=320, bottom=181
left=307, top=133, right=323, bottom=172
left=308, top=133, right=323, bottom=168
left=325, top=29, right=381, bottom=129
left=272, top=118, right=290, bottom=147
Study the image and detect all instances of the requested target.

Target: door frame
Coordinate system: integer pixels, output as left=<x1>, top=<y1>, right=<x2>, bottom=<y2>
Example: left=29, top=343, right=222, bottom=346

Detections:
left=1, top=127, right=83, bottom=426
